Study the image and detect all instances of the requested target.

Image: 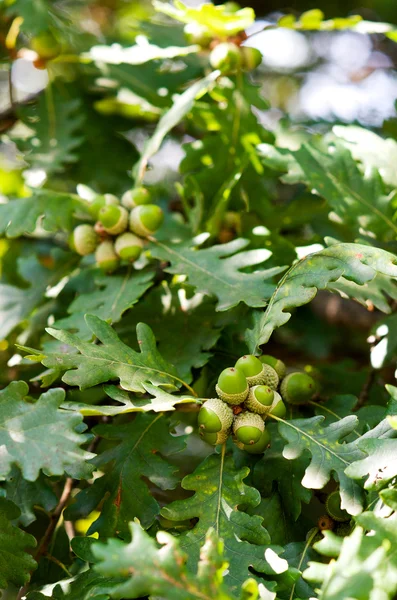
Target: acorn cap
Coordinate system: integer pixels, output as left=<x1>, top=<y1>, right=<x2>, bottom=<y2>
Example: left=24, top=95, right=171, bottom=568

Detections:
left=95, top=240, right=119, bottom=272
left=240, top=46, right=262, bottom=71
left=233, top=411, right=264, bottom=445
left=280, top=372, right=316, bottom=405
left=335, top=522, right=353, bottom=537
left=198, top=398, right=233, bottom=433
left=71, top=224, right=98, bottom=256
left=200, top=428, right=230, bottom=446
left=260, top=355, right=286, bottom=380
left=215, top=367, right=249, bottom=405
left=88, top=194, right=119, bottom=219
left=267, top=392, right=286, bottom=419
left=31, top=31, right=61, bottom=60
left=209, top=42, right=242, bottom=73
left=121, top=187, right=151, bottom=210
left=99, top=205, right=128, bottom=235
left=129, top=204, right=164, bottom=237
left=234, top=428, right=270, bottom=454
left=114, top=233, right=143, bottom=262
left=245, top=385, right=274, bottom=415
left=325, top=491, right=350, bottom=522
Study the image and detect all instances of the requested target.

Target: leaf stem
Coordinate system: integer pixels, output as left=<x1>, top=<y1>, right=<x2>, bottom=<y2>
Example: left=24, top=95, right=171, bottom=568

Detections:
left=288, top=527, right=319, bottom=600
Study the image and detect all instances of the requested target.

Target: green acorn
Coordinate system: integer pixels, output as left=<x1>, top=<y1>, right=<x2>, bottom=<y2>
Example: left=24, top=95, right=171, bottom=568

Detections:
left=240, top=46, right=262, bottom=71
left=198, top=398, right=233, bottom=433
left=88, top=194, right=119, bottom=219
left=200, top=428, right=230, bottom=446
left=129, top=204, right=164, bottom=237
left=184, top=22, right=212, bottom=47
left=234, top=428, right=271, bottom=454
left=70, top=224, right=98, bottom=256
left=209, top=42, right=242, bottom=74
left=121, top=187, right=152, bottom=210
left=335, top=522, right=353, bottom=537
left=325, top=491, right=350, bottom=523
left=235, top=355, right=268, bottom=387
left=245, top=385, right=274, bottom=415
left=268, top=392, right=287, bottom=419
left=31, top=31, right=61, bottom=60
left=260, top=355, right=286, bottom=380
left=99, top=205, right=129, bottom=235
left=280, top=372, right=316, bottom=405
left=215, top=367, right=249, bottom=405
left=233, top=412, right=264, bottom=445
left=114, top=233, right=143, bottom=262
left=95, top=240, right=119, bottom=272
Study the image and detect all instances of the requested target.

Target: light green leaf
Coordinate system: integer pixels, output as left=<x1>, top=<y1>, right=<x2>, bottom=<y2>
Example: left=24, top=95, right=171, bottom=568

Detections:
left=345, top=437, right=397, bottom=491
left=161, top=452, right=285, bottom=595
left=93, top=525, right=257, bottom=600
left=154, top=0, right=255, bottom=36
left=53, top=269, right=155, bottom=340
left=2, top=466, right=57, bottom=526
left=31, top=316, right=185, bottom=392
left=0, top=190, right=84, bottom=237
left=150, top=237, right=286, bottom=311
left=62, top=383, right=197, bottom=416
left=0, top=250, right=78, bottom=339
left=0, top=498, right=37, bottom=589
left=84, top=40, right=199, bottom=65
left=246, top=240, right=397, bottom=353
left=0, top=381, right=94, bottom=481
left=65, top=413, right=185, bottom=535
left=135, top=71, right=220, bottom=182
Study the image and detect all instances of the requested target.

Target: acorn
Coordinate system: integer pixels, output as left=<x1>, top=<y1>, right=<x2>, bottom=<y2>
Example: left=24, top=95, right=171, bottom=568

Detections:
left=114, top=233, right=143, bottom=262
left=197, top=398, right=233, bottom=433
left=70, top=224, right=98, bottom=256
left=260, top=355, right=286, bottom=380
left=184, top=22, right=212, bottom=47
left=325, top=491, right=350, bottom=523
left=335, top=522, right=353, bottom=537
left=129, top=204, right=164, bottom=237
left=235, top=354, right=278, bottom=388
left=234, top=428, right=270, bottom=454
left=233, top=412, right=264, bottom=445
left=200, top=428, right=230, bottom=446
left=95, top=240, right=119, bottom=272
left=268, top=392, right=287, bottom=419
left=89, top=194, right=119, bottom=219
left=215, top=367, right=249, bottom=405
left=280, top=372, right=316, bottom=405
left=245, top=385, right=274, bottom=415
left=121, top=187, right=152, bottom=210
left=240, top=46, right=262, bottom=71
left=31, top=31, right=61, bottom=60
left=209, top=42, right=242, bottom=74
left=99, top=205, right=128, bottom=235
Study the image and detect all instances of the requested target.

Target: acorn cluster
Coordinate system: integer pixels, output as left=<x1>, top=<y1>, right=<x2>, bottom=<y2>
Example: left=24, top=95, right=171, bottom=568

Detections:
left=69, top=188, right=164, bottom=272
left=198, top=354, right=317, bottom=454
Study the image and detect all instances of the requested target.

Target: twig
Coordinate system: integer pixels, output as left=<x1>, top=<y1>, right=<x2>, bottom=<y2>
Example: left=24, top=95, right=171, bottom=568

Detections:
left=354, top=368, right=376, bottom=411
left=17, top=477, right=75, bottom=600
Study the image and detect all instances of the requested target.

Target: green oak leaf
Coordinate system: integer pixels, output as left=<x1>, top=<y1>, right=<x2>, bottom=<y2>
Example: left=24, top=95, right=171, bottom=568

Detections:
left=0, top=190, right=84, bottom=238
left=93, top=524, right=258, bottom=600
left=116, top=284, right=223, bottom=382
left=0, top=381, right=94, bottom=481
left=53, top=269, right=155, bottom=340
left=150, top=237, right=286, bottom=311
left=16, top=89, right=84, bottom=174
left=345, top=437, right=397, bottom=491
left=0, top=498, right=37, bottom=589
left=246, top=240, right=397, bottom=352
left=2, top=466, right=57, bottom=526
left=27, top=315, right=184, bottom=392
left=62, top=383, right=198, bottom=416
left=305, top=513, right=397, bottom=600
left=26, top=568, right=120, bottom=599
left=0, top=250, right=78, bottom=339
left=161, top=452, right=286, bottom=595
left=65, top=413, right=185, bottom=535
